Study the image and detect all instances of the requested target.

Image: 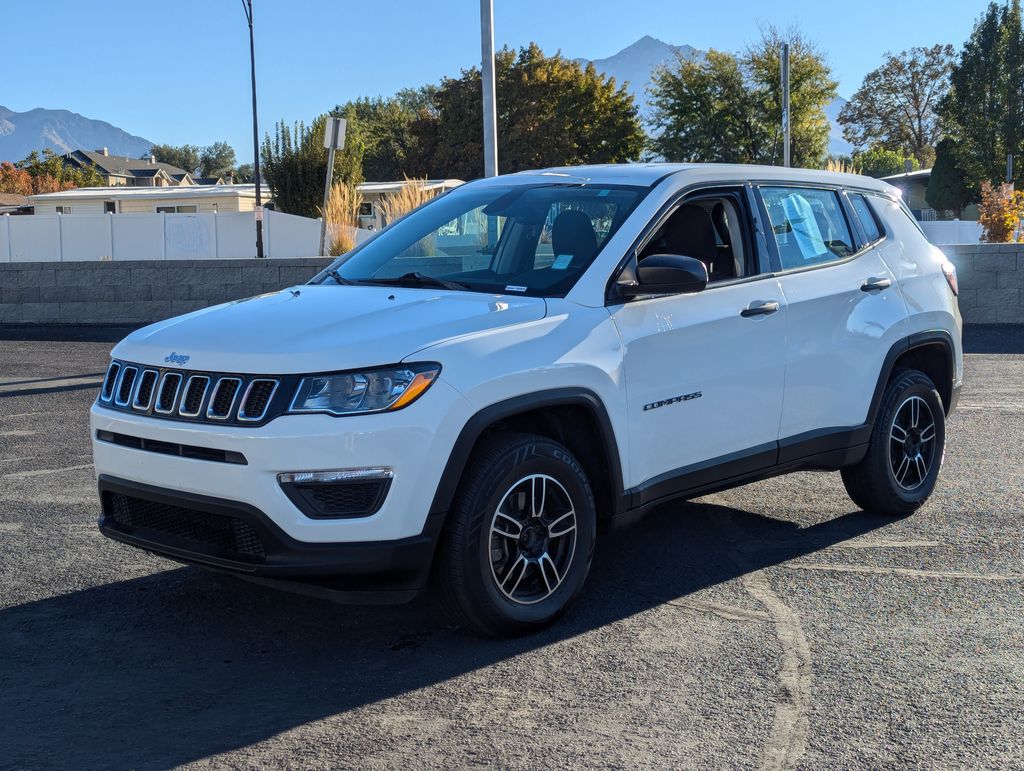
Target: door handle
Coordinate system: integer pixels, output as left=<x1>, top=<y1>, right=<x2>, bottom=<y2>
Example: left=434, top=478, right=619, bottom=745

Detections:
left=861, top=277, right=892, bottom=292
left=740, top=300, right=781, bottom=318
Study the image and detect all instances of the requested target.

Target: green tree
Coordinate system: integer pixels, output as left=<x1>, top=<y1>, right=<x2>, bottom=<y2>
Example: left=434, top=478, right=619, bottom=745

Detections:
left=648, top=26, right=837, bottom=167
left=744, top=25, right=838, bottom=168
left=198, top=141, right=237, bottom=179
left=261, top=111, right=364, bottom=217
left=430, top=44, right=645, bottom=180
left=150, top=143, right=201, bottom=174
left=926, top=138, right=971, bottom=217
left=648, top=49, right=765, bottom=163
left=940, top=0, right=1024, bottom=189
left=838, top=45, right=955, bottom=167
left=333, top=96, right=432, bottom=180
left=234, top=163, right=254, bottom=183
left=16, top=149, right=105, bottom=192
left=853, top=145, right=919, bottom=178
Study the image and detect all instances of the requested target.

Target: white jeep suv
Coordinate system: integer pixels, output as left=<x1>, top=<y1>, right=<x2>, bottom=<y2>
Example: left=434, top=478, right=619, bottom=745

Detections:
left=92, top=164, right=963, bottom=636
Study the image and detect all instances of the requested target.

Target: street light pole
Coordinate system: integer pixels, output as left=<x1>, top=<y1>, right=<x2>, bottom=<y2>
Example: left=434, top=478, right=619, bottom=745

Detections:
left=480, top=0, right=498, bottom=178
left=781, top=43, right=791, bottom=168
left=242, top=0, right=265, bottom=258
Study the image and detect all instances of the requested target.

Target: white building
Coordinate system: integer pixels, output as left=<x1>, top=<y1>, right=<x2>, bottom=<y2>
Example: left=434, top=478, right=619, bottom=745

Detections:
left=27, top=184, right=272, bottom=215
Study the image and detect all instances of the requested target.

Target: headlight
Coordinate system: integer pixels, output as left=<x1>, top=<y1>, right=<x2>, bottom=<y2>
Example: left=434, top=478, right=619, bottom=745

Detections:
left=288, top=363, right=440, bottom=416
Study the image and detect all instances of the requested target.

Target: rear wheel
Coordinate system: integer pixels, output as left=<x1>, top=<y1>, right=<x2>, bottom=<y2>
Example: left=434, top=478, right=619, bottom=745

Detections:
left=841, top=369, right=946, bottom=515
left=435, top=432, right=597, bottom=637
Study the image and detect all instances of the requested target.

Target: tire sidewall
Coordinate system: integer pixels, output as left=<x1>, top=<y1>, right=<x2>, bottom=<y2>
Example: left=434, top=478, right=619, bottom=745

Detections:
left=460, top=437, right=596, bottom=628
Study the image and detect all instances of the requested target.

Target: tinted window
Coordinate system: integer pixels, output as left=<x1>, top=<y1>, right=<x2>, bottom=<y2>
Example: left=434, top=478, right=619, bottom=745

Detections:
left=760, top=186, right=856, bottom=270
left=849, top=193, right=883, bottom=242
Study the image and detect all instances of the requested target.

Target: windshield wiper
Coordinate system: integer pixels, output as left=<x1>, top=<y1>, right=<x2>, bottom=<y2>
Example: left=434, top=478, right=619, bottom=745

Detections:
left=358, top=272, right=470, bottom=291
left=325, top=268, right=357, bottom=286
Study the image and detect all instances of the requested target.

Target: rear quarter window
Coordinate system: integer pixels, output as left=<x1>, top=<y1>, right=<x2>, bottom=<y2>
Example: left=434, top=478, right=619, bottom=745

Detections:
left=848, top=193, right=883, bottom=243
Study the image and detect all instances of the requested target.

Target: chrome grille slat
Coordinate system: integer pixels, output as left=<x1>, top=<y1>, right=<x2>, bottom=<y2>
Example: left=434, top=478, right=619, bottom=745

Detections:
left=206, top=377, right=243, bottom=420
left=178, top=375, right=211, bottom=418
left=114, top=366, right=138, bottom=407
left=238, top=379, right=279, bottom=422
left=100, top=362, right=121, bottom=402
left=132, top=370, right=159, bottom=411
left=155, top=372, right=183, bottom=414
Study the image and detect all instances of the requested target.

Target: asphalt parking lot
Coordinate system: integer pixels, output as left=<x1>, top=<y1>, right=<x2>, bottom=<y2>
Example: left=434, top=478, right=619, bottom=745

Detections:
left=1, top=326, right=1022, bottom=770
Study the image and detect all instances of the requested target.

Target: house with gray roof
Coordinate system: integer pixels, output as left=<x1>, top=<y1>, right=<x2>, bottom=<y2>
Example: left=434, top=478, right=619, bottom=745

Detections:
left=61, top=149, right=224, bottom=188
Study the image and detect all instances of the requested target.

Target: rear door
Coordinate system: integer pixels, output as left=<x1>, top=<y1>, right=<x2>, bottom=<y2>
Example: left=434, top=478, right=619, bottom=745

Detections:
left=756, top=184, right=908, bottom=457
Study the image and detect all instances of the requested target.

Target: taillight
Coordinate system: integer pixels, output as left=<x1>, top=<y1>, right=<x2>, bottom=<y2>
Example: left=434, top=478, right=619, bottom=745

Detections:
left=941, top=261, right=959, bottom=296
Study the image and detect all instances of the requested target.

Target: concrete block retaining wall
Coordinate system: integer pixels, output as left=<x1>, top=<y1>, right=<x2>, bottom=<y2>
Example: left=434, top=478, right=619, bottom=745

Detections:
left=939, top=244, right=1023, bottom=325
left=0, top=246, right=1020, bottom=326
left=0, top=258, right=331, bottom=325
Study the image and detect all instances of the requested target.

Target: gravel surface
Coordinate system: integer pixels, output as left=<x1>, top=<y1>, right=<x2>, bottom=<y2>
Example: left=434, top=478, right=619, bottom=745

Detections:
left=0, top=327, right=1021, bottom=770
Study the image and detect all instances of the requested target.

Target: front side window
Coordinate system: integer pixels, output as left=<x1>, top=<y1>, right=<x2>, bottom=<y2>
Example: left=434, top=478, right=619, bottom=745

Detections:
left=326, top=183, right=646, bottom=297
left=760, top=186, right=855, bottom=270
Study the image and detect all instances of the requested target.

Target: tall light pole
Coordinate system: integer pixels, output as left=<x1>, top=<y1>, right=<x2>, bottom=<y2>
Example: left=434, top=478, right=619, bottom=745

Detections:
left=781, top=43, right=791, bottom=168
left=480, top=0, right=498, bottom=177
left=242, top=0, right=265, bottom=258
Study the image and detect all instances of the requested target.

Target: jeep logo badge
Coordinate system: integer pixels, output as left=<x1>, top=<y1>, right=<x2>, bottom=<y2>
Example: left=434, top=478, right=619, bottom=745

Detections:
left=164, top=352, right=190, bottom=366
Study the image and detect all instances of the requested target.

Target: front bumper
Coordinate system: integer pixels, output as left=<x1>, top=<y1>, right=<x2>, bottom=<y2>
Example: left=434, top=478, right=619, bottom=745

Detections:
left=98, top=476, right=443, bottom=600
left=90, top=377, right=470, bottom=544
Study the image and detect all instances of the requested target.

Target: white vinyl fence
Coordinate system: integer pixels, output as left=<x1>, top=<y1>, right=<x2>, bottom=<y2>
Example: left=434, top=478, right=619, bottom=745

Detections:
left=0, top=210, right=327, bottom=262
left=920, top=219, right=984, bottom=245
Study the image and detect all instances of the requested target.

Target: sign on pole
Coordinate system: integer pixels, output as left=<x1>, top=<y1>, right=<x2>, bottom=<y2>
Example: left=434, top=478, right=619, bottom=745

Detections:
left=323, top=117, right=347, bottom=150
left=319, top=117, right=347, bottom=257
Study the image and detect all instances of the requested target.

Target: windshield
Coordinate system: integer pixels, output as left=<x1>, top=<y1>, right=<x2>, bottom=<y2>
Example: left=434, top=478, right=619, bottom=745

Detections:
left=323, top=182, right=647, bottom=297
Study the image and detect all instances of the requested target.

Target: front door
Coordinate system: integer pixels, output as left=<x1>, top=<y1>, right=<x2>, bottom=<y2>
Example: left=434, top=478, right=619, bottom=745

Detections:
left=609, top=189, right=787, bottom=504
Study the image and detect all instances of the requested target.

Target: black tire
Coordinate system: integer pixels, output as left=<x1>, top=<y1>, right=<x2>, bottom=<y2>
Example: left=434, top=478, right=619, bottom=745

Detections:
left=841, top=369, right=946, bottom=515
left=434, top=432, right=597, bottom=637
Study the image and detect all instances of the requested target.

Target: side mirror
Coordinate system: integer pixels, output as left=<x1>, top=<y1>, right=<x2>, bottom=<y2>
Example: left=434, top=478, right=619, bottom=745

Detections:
left=617, top=254, right=709, bottom=297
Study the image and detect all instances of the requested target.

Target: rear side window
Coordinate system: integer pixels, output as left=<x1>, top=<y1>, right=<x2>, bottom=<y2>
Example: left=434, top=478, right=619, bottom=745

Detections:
left=849, top=193, right=883, bottom=243
left=760, top=186, right=856, bottom=270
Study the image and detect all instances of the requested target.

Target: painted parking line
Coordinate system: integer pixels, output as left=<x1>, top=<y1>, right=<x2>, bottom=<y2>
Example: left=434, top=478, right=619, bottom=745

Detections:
left=0, top=379, right=104, bottom=398
left=1, top=464, right=94, bottom=479
left=783, top=562, right=1023, bottom=582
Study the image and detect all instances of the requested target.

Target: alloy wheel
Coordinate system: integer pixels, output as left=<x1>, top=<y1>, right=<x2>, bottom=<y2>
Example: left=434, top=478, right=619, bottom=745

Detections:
left=887, top=395, right=937, bottom=491
left=488, top=474, right=578, bottom=605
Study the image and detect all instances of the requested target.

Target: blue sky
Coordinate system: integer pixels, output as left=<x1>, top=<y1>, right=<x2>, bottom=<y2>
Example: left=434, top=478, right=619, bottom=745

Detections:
left=4, top=0, right=994, bottom=162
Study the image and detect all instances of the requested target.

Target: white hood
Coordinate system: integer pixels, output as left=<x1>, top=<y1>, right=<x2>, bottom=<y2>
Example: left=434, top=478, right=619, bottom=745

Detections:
left=112, top=285, right=547, bottom=374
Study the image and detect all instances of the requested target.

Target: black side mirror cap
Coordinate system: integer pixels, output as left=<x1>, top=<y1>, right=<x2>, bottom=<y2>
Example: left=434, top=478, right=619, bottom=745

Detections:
left=617, top=254, right=709, bottom=298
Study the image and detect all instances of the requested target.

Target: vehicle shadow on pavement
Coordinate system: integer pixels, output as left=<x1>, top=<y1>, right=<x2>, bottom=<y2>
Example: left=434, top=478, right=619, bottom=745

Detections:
left=0, top=500, right=893, bottom=769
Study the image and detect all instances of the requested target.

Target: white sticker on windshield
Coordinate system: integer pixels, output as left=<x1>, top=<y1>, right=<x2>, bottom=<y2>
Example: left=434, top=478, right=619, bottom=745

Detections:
left=551, top=254, right=573, bottom=270
left=504, top=285, right=528, bottom=293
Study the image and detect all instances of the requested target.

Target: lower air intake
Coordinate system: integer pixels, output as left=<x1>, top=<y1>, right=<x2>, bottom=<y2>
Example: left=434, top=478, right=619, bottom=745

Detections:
left=105, top=492, right=266, bottom=560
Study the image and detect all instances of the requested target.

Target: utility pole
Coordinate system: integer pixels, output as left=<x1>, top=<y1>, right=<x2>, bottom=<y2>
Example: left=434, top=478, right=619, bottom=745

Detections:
left=480, top=0, right=498, bottom=177
left=242, top=0, right=264, bottom=258
left=781, top=43, right=791, bottom=168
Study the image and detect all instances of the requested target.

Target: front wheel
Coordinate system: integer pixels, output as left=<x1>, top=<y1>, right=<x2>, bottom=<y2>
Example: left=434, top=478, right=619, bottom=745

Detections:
left=434, top=432, right=597, bottom=637
left=841, top=369, right=946, bottom=515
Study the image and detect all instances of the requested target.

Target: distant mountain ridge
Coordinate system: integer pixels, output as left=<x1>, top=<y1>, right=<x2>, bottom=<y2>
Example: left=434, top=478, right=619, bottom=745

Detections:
left=0, top=105, right=153, bottom=163
left=577, top=35, right=852, bottom=156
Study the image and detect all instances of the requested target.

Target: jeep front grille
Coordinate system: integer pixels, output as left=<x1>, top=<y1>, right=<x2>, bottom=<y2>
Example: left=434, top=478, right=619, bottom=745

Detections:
left=98, top=360, right=285, bottom=426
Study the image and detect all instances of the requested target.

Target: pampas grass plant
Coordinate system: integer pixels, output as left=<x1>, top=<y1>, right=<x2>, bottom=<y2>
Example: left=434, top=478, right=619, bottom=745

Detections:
left=320, top=182, right=362, bottom=255
left=378, top=177, right=436, bottom=225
